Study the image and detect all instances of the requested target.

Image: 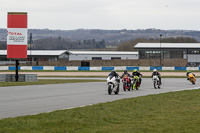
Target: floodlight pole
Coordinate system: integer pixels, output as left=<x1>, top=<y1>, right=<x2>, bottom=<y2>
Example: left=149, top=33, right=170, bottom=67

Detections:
left=160, top=34, right=162, bottom=66
left=30, top=33, right=32, bottom=66
left=15, top=60, right=19, bottom=81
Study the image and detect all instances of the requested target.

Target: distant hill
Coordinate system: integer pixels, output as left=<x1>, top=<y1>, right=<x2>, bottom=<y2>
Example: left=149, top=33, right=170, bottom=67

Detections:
left=0, top=28, right=199, bottom=50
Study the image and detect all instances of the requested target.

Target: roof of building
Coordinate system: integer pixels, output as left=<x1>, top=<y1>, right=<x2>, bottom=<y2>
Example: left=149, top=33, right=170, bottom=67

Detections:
left=66, top=51, right=138, bottom=55
left=0, top=50, right=138, bottom=56
left=134, top=43, right=200, bottom=49
left=0, top=50, right=66, bottom=56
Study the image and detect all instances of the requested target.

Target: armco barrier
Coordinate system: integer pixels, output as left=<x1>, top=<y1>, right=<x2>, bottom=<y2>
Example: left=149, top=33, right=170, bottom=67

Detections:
left=54, top=66, right=66, bottom=70
left=102, top=67, right=114, bottom=71
left=175, top=67, right=186, bottom=70
left=78, top=67, right=90, bottom=71
left=9, top=66, right=20, bottom=70
left=2, top=66, right=200, bottom=71
left=126, top=67, right=139, bottom=71
left=150, top=67, right=162, bottom=71
left=32, top=66, right=43, bottom=70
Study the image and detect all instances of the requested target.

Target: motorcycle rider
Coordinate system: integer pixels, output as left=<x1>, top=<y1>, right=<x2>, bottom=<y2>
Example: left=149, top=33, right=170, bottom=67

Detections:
left=186, top=71, right=195, bottom=80
left=121, top=69, right=132, bottom=86
left=121, top=69, right=131, bottom=78
left=108, top=70, right=120, bottom=83
left=151, top=69, right=162, bottom=84
left=132, top=69, right=143, bottom=86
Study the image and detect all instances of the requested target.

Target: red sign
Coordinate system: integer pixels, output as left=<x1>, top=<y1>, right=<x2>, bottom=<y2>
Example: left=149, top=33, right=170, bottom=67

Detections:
left=7, top=12, right=27, bottom=59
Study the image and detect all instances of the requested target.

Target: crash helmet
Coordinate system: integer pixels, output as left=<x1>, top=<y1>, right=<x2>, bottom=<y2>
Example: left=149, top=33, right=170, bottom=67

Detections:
left=111, top=70, right=116, bottom=75
left=153, top=69, right=157, bottom=72
left=133, top=69, right=137, bottom=73
left=124, top=69, right=127, bottom=74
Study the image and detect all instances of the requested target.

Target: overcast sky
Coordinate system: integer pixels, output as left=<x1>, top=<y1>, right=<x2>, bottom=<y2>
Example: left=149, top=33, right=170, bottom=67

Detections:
left=1, top=0, right=200, bottom=30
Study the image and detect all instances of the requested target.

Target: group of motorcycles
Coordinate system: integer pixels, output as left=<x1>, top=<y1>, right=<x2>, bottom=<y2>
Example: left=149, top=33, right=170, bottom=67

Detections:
left=107, top=71, right=196, bottom=95
left=106, top=75, right=146, bottom=95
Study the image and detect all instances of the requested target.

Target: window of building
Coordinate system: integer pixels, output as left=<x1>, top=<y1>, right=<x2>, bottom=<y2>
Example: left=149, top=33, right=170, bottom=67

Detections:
left=170, top=50, right=183, bottom=58
left=188, top=49, right=200, bottom=54
left=163, top=50, right=170, bottom=59
left=111, top=57, right=121, bottom=60
left=92, top=57, right=102, bottom=60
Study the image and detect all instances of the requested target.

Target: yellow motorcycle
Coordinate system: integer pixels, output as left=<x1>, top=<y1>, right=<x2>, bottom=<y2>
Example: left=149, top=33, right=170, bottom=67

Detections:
left=188, top=73, right=196, bottom=85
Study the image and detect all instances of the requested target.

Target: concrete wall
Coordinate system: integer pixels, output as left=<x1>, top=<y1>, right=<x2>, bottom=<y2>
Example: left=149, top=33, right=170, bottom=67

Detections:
left=17, top=59, right=187, bottom=67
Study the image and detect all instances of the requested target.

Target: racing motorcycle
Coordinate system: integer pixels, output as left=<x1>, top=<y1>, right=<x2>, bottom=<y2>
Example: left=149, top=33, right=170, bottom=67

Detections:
left=122, top=75, right=131, bottom=91
left=107, top=75, right=120, bottom=95
left=188, top=73, right=196, bottom=85
left=132, top=75, right=140, bottom=90
left=152, top=75, right=160, bottom=89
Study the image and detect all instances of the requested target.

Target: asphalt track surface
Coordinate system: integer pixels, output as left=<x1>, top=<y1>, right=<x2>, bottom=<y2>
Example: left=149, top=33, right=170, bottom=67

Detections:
left=0, top=78, right=199, bottom=119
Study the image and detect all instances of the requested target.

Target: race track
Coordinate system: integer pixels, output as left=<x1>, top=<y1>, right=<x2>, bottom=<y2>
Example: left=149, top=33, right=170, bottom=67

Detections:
left=0, top=78, right=199, bottom=119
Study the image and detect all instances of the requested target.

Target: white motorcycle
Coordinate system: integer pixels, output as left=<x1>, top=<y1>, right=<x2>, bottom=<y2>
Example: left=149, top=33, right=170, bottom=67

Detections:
left=152, top=75, right=160, bottom=89
left=107, top=75, right=120, bottom=95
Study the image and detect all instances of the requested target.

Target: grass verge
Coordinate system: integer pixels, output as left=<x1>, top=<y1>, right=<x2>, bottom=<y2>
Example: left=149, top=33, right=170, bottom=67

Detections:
left=0, top=79, right=104, bottom=87
left=0, top=89, right=200, bottom=132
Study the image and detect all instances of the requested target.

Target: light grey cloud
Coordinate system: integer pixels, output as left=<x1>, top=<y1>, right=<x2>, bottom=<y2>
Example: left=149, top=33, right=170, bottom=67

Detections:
left=0, top=0, right=200, bottom=30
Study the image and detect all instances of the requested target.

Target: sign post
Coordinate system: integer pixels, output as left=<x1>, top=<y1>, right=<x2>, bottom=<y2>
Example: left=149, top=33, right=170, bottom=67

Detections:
left=7, top=12, right=28, bottom=81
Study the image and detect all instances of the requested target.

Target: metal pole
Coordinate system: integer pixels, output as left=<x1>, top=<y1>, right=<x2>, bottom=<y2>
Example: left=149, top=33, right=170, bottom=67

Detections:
left=30, top=33, right=32, bottom=66
left=15, top=60, right=19, bottom=81
left=160, top=34, right=162, bottom=66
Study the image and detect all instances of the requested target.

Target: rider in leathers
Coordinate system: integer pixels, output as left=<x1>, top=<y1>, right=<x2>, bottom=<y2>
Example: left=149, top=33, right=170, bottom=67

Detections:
left=132, top=69, right=143, bottom=86
left=108, top=70, right=120, bottom=83
left=151, top=69, right=162, bottom=84
left=121, top=69, right=132, bottom=85
left=186, top=71, right=195, bottom=80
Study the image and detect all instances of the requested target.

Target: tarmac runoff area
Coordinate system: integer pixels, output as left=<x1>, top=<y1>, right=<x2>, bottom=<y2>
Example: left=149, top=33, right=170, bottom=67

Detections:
left=0, top=77, right=199, bottom=119
left=0, top=72, right=199, bottom=76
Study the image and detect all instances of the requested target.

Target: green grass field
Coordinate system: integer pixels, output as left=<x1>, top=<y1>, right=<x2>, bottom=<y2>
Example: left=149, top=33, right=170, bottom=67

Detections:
left=0, top=89, right=200, bottom=133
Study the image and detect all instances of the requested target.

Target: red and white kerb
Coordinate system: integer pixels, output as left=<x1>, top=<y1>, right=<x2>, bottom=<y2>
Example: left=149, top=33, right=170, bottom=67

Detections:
left=7, top=12, right=27, bottom=58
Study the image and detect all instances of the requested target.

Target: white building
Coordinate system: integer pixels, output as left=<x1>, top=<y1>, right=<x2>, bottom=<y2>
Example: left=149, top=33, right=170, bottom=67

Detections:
left=59, top=51, right=138, bottom=61
left=0, top=50, right=138, bottom=62
left=134, top=43, right=200, bottom=66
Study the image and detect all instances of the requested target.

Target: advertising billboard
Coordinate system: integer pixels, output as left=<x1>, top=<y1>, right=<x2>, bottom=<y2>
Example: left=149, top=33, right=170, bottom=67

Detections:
left=7, top=12, right=27, bottom=59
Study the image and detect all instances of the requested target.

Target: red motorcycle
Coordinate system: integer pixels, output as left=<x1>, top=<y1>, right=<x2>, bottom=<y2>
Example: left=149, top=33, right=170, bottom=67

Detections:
left=122, top=75, right=131, bottom=91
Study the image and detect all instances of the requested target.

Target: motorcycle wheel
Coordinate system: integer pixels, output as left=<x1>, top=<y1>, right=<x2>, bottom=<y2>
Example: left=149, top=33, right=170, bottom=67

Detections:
left=108, top=85, right=112, bottom=95
left=123, top=83, right=126, bottom=91
left=115, top=85, right=119, bottom=94
left=154, top=81, right=157, bottom=89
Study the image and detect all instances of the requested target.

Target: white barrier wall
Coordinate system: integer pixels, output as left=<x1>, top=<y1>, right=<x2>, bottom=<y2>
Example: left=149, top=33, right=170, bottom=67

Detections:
left=90, top=67, right=102, bottom=71
left=162, top=67, right=175, bottom=70
left=67, top=66, right=78, bottom=70
left=20, top=66, right=32, bottom=70
left=43, top=66, right=54, bottom=70
left=186, top=67, right=199, bottom=70
left=0, top=66, right=9, bottom=70
left=139, top=67, right=150, bottom=70
left=114, top=66, right=126, bottom=70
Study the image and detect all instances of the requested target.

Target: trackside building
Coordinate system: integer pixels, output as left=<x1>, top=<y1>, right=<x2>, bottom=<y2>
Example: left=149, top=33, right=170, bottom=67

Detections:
left=134, top=43, right=200, bottom=67
left=59, top=51, right=138, bottom=61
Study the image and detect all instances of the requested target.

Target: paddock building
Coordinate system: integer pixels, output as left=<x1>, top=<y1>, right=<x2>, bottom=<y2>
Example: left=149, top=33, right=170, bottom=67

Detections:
left=0, top=50, right=138, bottom=65
left=134, top=43, right=200, bottom=66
